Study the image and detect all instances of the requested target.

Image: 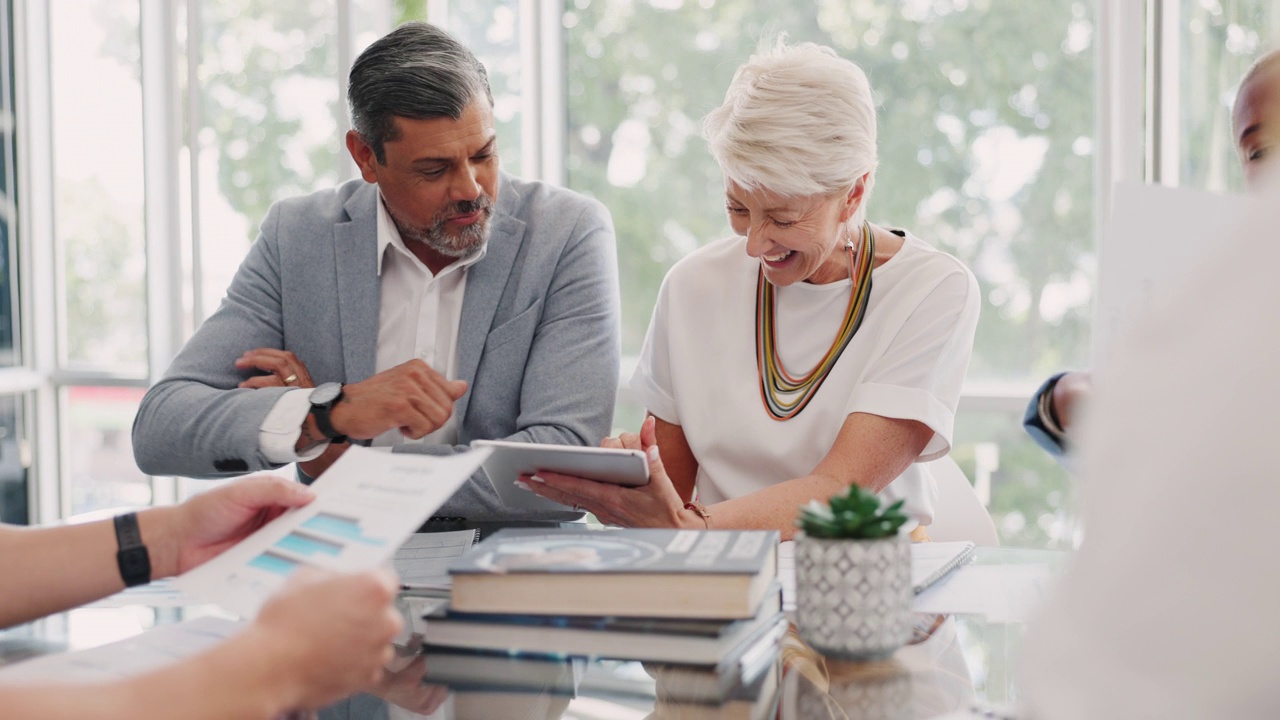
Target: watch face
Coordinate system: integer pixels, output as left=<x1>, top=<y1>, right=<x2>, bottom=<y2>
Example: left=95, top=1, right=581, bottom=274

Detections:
left=311, top=382, right=343, bottom=406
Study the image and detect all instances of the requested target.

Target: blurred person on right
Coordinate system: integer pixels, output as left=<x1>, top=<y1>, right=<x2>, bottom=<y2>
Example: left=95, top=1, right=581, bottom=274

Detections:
left=1024, top=48, right=1280, bottom=461
left=1018, top=119, right=1280, bottom=720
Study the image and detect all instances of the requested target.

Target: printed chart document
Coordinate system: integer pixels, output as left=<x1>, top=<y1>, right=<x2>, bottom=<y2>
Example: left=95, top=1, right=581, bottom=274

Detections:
left=176, top=446, right=491, bottom=617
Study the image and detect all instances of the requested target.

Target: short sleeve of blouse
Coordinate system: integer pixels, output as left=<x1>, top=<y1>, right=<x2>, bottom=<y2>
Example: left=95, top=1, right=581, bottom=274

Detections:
left=629, top=275, right=681, bottom=424
left=845, top=265, right=980, bottom=461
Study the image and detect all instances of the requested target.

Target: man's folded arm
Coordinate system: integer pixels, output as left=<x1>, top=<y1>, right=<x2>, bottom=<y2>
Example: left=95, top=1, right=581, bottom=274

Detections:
left=132, top=207, right=294, bottom=478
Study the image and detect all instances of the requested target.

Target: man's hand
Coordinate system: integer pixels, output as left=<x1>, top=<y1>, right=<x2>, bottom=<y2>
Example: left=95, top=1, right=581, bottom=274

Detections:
left=329, top=360, right=468, bottom=441
left=235, top=349, right=315, bottom=389
left=235, top=350, right=466, bottom=449
left=142, top=475, right=316, bottom=578
left=250, top=569, right=402, bottom=711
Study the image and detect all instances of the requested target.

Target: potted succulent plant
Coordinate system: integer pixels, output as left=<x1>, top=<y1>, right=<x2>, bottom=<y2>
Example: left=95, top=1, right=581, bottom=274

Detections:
left=794, top=485, right=912, bottom=660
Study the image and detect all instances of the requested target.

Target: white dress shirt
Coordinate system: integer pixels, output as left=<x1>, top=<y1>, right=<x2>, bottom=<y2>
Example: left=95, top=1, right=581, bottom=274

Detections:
left=258, top=194, right=486, bottom=463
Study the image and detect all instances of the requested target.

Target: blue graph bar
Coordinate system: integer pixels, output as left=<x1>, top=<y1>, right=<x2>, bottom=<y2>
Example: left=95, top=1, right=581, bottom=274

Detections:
left=301, top=512, right=386, bottom=546
left=275, top=532, right=343, bottom=557
left=248, top=551, right=300, bottom=576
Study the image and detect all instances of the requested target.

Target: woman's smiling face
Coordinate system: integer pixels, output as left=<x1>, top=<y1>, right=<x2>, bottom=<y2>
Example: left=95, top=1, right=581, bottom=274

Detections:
left=724, top=178, right=865, bottom=287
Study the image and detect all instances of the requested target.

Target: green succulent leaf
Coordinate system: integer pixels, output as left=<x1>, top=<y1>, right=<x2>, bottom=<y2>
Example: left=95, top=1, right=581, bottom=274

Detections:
left=795, top=484, right=909, bottom=540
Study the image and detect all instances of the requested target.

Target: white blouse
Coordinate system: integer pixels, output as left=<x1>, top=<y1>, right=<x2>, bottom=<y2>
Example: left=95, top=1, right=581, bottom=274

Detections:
left=630, top=229, right=980, bottom=525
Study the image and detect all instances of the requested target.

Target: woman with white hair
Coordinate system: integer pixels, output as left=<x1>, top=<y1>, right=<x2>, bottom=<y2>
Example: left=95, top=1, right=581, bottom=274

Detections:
left=522, top=41, right=980, bottom=538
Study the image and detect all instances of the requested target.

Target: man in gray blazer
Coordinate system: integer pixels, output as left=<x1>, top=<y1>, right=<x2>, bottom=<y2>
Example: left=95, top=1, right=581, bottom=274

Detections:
left=132, top=22, right=620, bottom=523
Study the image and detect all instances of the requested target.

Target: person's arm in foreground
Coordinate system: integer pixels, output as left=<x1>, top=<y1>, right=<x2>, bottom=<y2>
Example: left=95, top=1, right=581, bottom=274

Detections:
left=1, top=569, right=401, bottom=719
left=0, top=475, right=403, bottom=718
left=0, top=475, right=314, bottom=627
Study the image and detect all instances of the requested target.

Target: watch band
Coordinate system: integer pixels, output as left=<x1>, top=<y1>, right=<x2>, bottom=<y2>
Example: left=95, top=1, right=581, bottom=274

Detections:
left=313, top=404, right=346, bottom=443
left=114, top=512, right=152, bottom=587
left=311, top=384, right=347, bottom=443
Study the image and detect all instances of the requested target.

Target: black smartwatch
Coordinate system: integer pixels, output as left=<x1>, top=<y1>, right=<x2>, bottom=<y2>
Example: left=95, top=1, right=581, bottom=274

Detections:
left=114, top=512, right=152, bottom=587
left=309, top=382, right=347, bottom=443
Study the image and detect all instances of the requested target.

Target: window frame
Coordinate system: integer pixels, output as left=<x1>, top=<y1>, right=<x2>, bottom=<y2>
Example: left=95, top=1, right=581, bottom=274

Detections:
left=2, top=0, right=1214, bottom=520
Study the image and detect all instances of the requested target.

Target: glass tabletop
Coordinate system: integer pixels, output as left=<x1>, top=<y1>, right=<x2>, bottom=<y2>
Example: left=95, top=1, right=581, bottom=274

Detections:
left=0, top=547, right=1063, bottom=719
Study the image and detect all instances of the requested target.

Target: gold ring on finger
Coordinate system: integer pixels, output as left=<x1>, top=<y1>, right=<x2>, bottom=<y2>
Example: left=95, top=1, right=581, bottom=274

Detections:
left=283, top=373, right=298, bottom=385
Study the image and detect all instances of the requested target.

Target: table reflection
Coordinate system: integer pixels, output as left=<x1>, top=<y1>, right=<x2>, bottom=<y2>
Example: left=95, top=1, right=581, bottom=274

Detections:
left=326, top=611, right=1005, bottom=720
left=1, top=548, right=1054, bottom=719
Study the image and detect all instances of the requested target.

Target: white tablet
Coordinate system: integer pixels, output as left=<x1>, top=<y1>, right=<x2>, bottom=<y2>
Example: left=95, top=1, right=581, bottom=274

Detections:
left=471, top=440, right=650, bottom=512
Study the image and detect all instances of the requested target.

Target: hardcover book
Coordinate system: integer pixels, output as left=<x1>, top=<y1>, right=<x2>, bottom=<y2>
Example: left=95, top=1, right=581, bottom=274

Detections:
left=448, top=527, right=780, bottom=619
left=422, top=588, right=786, bottom=666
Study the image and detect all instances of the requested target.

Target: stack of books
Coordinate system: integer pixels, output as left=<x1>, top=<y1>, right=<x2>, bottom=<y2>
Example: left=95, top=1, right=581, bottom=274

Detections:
left=422, top=528, right=786, bottom=680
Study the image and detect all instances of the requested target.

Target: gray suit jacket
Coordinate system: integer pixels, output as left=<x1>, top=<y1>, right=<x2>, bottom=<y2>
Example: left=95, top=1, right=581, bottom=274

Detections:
left=132, top=174, right=621, bottom=521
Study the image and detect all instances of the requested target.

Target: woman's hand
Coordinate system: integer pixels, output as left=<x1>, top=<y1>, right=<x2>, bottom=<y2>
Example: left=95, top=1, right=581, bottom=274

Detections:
left=144, top=475, right=316, bottom=578
left=521, top=416, right=705, bottom=529
left=250, top=568, right=402, bottom=711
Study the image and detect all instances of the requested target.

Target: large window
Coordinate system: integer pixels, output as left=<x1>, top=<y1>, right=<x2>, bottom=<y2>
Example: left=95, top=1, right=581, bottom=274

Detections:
left=0, top=0, right=27, bottom=526
left=7, top=1, right=1272, bottom=544
left=560, top=0, right=1096, bottom=548
left=12, top=1, right=368, bottom=521
left=188, top=2, right=345, bottom=322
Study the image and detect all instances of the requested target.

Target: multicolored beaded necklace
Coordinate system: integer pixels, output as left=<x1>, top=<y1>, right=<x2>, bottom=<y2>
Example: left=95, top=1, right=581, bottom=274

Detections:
left=755, top=222, right=875, bottom=421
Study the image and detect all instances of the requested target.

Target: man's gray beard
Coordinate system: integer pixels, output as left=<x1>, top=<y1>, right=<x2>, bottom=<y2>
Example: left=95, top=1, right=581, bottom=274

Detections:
left=391, top=202, right=493, bottom=260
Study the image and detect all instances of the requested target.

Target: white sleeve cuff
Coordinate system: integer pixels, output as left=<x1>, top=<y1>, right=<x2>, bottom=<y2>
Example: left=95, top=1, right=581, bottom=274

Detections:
left=845, top=382, right=956, bottom=462
left=259, top=388, right=329, bottom=464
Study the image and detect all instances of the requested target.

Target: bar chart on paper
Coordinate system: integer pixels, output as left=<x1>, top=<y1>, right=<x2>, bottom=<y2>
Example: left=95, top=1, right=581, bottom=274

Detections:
left=300, top=512, right=389, bottom=546
left=173, top=445, right=492, bottom=617
left=247, top=512, right=390, bottom=577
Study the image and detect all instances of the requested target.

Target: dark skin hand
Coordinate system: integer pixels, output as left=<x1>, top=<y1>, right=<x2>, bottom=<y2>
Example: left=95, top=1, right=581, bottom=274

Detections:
left=237, top=349, right=467, bottom=478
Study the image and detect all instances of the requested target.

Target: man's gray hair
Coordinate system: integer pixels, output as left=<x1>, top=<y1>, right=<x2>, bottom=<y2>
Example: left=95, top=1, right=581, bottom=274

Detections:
left=704, top=40, right=878, bottom=227
left=348, top=22, right=493, bottom=164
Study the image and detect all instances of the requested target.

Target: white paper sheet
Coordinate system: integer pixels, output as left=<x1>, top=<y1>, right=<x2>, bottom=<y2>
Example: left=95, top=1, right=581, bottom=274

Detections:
left=912, top=563, right=1056, bottom=623
left=175, top=446, right=490, bottom=618
left=0, top=617, right=244, bottom=685
left=393, top=530, right=480, bottom=590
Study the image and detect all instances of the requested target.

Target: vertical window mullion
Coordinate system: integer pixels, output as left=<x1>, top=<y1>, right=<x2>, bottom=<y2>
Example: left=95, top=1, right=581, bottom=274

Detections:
left=13, top=0, right=61, bottom=522
left=537, top=0, right=564, bottom=186
left=141, top=0, right=183, bottom=506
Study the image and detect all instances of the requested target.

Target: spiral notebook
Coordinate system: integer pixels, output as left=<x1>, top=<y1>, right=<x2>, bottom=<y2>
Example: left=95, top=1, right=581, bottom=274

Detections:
left=911, top=541, right=976, bottom=594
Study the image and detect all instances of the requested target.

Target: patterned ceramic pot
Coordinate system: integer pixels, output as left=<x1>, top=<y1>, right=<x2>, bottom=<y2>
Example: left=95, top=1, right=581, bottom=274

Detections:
left=794, top=532, right=913, bottom=660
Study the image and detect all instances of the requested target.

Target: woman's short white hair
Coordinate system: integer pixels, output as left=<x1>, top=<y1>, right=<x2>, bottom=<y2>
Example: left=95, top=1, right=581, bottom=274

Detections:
left=704, top=40, right=878, bottom=226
